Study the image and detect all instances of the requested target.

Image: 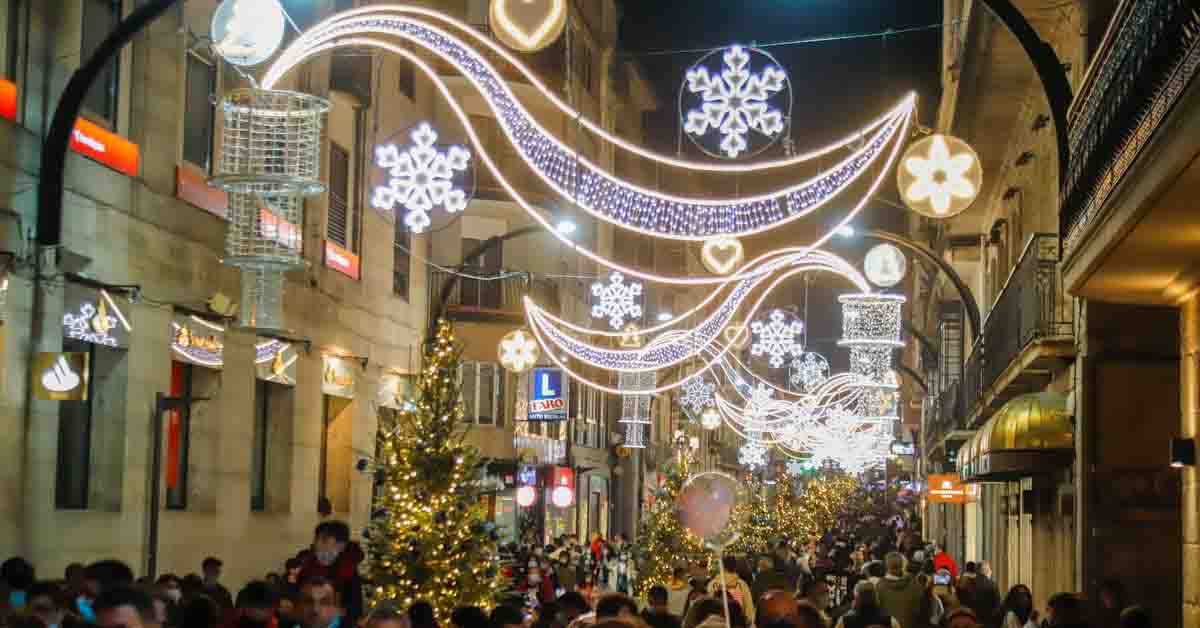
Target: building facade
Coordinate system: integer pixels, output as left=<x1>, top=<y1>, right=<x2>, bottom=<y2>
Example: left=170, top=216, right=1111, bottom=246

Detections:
left=0, top=0, right=691, bottom=587
left=912, top=0, right=1196, bottom=625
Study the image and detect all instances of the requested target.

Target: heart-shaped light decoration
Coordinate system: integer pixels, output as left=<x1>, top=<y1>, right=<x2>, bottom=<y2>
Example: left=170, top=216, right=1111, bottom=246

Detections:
left=723, top=323, right=751, bottom=350
left=701, top=237, right=745, bottom=275
left=490, top=0, right=567, bottom=53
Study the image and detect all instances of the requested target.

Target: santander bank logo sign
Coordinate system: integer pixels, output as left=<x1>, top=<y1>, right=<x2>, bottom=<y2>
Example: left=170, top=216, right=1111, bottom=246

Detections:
left=69, top=118, right=140, bottom=177
left=323, top=240, right=361, bottom=280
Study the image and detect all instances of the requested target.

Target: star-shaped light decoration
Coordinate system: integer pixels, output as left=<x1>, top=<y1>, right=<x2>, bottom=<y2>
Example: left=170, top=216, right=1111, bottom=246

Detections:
left=750, top=309, right=804, bottom=368
left=591, top=272, right=644, bottom=330
left=898, top=134, right=982, bottom=218
left=683, top=45, right=789, bottom=159
left=497, top=328, right=540, bottom=374
left=372, top=123, right=472, bottom=233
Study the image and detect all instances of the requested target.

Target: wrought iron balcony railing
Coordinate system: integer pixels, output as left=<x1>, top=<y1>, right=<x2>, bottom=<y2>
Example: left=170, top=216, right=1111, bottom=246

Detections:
left=429, top=268, right=560, bottom=320
left=1061, top=0, right=1200, bottom=255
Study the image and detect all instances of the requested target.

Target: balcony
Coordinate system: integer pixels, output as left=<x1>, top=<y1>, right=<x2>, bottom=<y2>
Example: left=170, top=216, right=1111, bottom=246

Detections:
left=926, top=234, right=1075, bottom=451
left=1060, top=0, right=1200, bottom=291
left=429, top=268, right=560, bottom=324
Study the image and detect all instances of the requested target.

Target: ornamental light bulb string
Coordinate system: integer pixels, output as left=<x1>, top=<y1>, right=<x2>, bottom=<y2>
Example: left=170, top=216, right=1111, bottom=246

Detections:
left=265, top=36, right=913, bottom=287
left=261, top=12, right=916, bottom=243
left=267, top=4, right=910, bottom=174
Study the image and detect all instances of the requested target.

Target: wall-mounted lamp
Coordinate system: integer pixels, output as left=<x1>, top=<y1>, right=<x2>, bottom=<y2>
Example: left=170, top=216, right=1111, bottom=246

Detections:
left=1170, top=437, right=1195, bottom=468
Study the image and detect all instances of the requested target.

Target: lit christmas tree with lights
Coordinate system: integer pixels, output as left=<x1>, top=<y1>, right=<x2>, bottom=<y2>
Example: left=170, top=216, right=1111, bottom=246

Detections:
left=364, top=320, right=503, bottom=620
left=635, top=452, right=710, bottom=595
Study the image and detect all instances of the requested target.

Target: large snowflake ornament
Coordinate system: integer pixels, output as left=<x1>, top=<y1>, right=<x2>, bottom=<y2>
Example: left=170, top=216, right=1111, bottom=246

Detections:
left=591, top=272, right=644, bottom=330
left=751, top=309, right=804, bottom=368
left=739, top=439, right=769, bottom=469
left=679, top=376, right=716, bottom=413
left=683, top=45, right=788, bottom=159
left=789, top=351, right=830, bottom=393
left=371, top=123, right=472, bottom=233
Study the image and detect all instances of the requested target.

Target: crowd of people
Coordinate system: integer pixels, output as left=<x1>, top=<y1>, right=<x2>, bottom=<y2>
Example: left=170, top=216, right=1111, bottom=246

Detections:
left=0, top=508, right=1158, bottom=628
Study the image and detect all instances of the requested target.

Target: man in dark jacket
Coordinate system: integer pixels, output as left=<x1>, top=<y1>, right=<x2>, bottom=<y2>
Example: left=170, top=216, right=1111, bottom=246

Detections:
left=875, top=553, right=925, bottom=628
left=297, top=521, right=364, bottom=627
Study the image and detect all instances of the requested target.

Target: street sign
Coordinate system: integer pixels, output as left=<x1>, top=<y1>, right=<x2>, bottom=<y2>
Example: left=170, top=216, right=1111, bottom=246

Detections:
left=528, top=367, right=568, bottom=421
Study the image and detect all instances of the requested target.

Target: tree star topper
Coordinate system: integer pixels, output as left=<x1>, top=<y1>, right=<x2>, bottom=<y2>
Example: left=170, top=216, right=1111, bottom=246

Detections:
left=683, top=45, right=789, bottom=159
left=751, top=309, right=804, bottom=368
left=372, top=123, right=472, bottom=233
left=591, top=272, right=644, bottom=330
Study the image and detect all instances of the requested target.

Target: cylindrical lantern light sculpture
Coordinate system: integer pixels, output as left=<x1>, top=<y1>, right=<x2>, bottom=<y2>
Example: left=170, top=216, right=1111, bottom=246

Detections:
left=211, top=89, right=330, bottom=330
left=838, top=293, right=905, bottom=389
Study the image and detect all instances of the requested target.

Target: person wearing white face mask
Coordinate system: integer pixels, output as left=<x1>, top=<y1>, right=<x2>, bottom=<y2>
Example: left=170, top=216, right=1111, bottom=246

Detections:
left=296, top=521, right=365, bottom=627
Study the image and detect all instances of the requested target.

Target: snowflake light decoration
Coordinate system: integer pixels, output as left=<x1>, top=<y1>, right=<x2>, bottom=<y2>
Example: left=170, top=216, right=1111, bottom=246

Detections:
left=371, top=123, right=471, bottom=233
left=680, top=376, right=716, bottom=413
left=751, top=309, right=804, bottom=368
left=739, top=439, right=769, bottom=469
left=789, top=351, right=830, bottom=393
left=591, top=272, right=644, bottom=330
left=683, top=45, right=789, bottom=159
left=899, top=134, right=981, bottom=217
left=497, top=329, right=540, bottom=373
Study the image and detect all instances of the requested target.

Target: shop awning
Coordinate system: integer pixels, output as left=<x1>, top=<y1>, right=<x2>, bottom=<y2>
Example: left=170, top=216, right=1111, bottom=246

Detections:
left=958, top=392, right=1073, bottom=481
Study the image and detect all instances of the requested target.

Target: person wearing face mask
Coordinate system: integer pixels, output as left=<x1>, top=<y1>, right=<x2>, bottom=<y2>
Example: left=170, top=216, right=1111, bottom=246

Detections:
left=1, top=557, right=35, bottom=614
left=296, top=521, right=364, bottom=627
left=27, top=582, right=70, bottom=628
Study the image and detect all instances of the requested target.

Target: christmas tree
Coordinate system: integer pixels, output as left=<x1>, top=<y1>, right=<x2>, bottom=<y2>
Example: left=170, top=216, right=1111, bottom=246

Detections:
left=634, top=451, right=710, bottom=595
left=364, top=320, right=503, bottom=620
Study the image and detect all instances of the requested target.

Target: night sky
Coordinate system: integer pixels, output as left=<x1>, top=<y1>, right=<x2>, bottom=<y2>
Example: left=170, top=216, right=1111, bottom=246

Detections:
left=614, top=0, right=943, bottom=370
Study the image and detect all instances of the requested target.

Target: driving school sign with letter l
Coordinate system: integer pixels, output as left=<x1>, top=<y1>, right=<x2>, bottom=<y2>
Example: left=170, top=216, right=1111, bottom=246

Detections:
left=528, top=367, right=568, bottom=421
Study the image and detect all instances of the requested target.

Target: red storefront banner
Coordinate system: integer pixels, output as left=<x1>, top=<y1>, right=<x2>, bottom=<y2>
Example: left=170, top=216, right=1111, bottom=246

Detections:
left=70, top=118, right=140, bottom=177
left=0, top=79, right=16, bottom=121
left=176, top=164, right=228, bottom=219
left=323, top=240, right=361, bottom=280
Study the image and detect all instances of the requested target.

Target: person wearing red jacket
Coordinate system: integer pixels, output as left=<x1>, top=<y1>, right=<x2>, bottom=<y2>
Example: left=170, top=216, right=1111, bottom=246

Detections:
left=297, top=521, right=364, bottom=628
left=933, top=546, right=958, bottom=580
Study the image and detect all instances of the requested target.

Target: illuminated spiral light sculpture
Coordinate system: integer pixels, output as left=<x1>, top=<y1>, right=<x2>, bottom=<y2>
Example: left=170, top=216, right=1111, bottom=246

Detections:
left=837, top=293, right=905, bottom=388
left=212, top=89, right=329, bottom=330
left=619, top=371, right=656, bottom=449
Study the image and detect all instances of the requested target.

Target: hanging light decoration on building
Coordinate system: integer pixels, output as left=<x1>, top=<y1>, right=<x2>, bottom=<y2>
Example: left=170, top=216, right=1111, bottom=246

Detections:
left=489, top=0, right=567, bottom=53
left=211, top=0, right=287, bottom=67
left=863, top=243, right=907, bottom=288
left=497, top=328, right=540, bottom=374
left=897, top=134, right=983, bottom=218
left=700, top=406, right=722, bottom=430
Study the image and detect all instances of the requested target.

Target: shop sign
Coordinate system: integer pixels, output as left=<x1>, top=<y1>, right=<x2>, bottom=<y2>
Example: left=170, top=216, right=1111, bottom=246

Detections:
left=514, top=434, right=566, bottom=465
left=0, top=79, right=16, bottom=121
left=70, top=118, right=140, bottom=177
left=927, top=474, right=974, bottom=504
left=890, top=442, right=916, bottom=456
left=261, top=205, right=301, bottom=252
left=517, top=464, right=539, bottom=487
left=378, top=371, right=414, bottom=410
left=551, top=466, right=575, bottom=508
left=528, top=367, right=567, bottom=421
left=175, top=165, right=228, bottom=219
left=170, top=315, right=225, bottom=368
left=32, top=352, right=89, bottom=401
left=323, top=240, right=360, bottom=280
left=256, top=338, right=297, bottom=385
left=63, top=287, right=131, bottom=348
left=322, top=354, right=358, bottom=398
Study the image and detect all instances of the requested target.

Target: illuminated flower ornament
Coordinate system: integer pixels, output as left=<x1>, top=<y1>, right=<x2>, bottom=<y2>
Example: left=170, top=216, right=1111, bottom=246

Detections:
left=372, top=123, right=472, bottom=233
left=590, top=272, right=644, bottom=330
left=898, top=134, right=982, bottom=218
left=497, top=328, right=540, bottom=373
left=680, top=376, right=716, bottom=413
left=683, top=45, right=790, bottom=159
left=751, top=309, right=804, bottom=368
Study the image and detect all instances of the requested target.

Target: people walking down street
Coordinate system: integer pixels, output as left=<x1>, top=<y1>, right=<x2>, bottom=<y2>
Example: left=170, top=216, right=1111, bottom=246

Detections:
left=966, top=564, right=999, bottom=623
left=25, top=581, right=69, bottom=628
left=799, top=579, right=831, bottom=626
left=489, top=604, right=524, bottom=628
left=1044, top=593, right=1087, bottom=628
left=554, top=592, right=589, bottom=628
left=80, top=561, right=137, bottom=623
left=999, top=585, right=1038, bottom=628
left=1098, top=580, right=1127, bottom=628
left=707, top=557, right=755, bottom=627
left=293, top=578, right=340, bottom=628
left=752, top=559, right=790, bottom=606
left=833, top=581, right=899, bottom=628
left=642, top=586, right=682, bottom=628
left=297, top=521, right=364, bottom=627
left=794, top=602, right=829, bottom=628
left=408, top=602, right=437, bottom=628
left=223, top=582, right=279, bottom=628
left=2, top=557, right=35, bottom=614
left=365, top=604, right=410, bottom=628
left=931, top=547, right=957, bottom=581
left=1118, top=606, right=1151, bottom=628
left=875, top=553, right=925, bottom=628
left=943, top=608, right=982, bottom=628
left=200, top=559, right=234, bottom=612
left=94, top=586, right=162, bottom=628
left=757, top=590, right=802, bottom=628
left=666, top=568, right=691, bottom=618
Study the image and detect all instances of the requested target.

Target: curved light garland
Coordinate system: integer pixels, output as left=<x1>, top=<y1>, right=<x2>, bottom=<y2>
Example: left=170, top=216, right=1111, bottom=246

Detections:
left=263, top=36, right=913, bottom=287
left=267, top=5, right=908, bottom=173
left=262, top=10, right=916, bottom=241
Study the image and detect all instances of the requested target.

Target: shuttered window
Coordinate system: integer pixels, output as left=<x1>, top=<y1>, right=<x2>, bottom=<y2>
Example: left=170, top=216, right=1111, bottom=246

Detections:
left=327, top=143, right=351, bottom=247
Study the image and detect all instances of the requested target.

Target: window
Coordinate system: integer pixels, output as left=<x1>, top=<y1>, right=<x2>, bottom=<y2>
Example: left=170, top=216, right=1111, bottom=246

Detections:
left=81, top=0, right=121, bottom=124
left=398, top=60, right=415, bottom=100
left=56, top=339, right=96, bottom=509
left=575, top=41, right=593, bottom=95
left=250, top=380, right=271, bottom=511
left=165, top=362, right=194, bottom=510
left=459, top=237, right=502, bottom=309
left=320, top=395, right=353, bottom=514
left=393, top=220, right=410, bottom=298
left=183, top=53, right=216, bottom=171
left=460, top=362, right=504, bottom=426
left=327, top=142, right=352, bottom=248
left=6, top=0, right=22, bottom=83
